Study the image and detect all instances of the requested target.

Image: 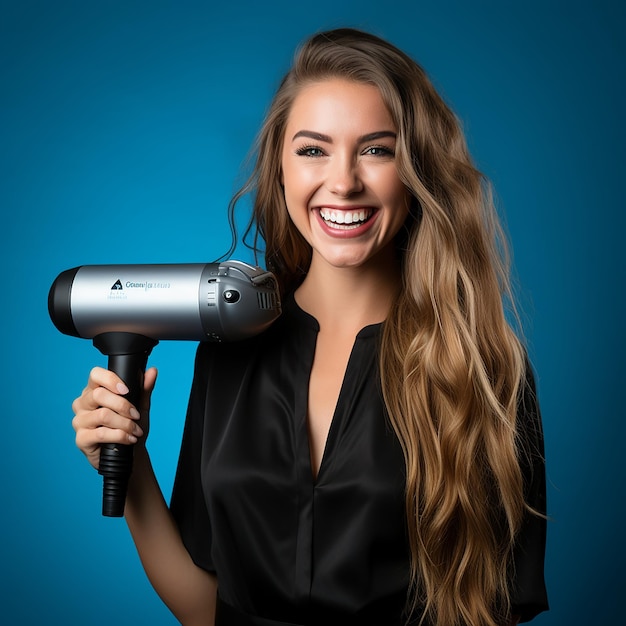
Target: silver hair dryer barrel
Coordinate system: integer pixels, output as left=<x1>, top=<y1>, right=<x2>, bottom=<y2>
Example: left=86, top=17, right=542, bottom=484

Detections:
left=48, top=260, right=281, bottom=517
left=48, top=260, right=281, bottom=342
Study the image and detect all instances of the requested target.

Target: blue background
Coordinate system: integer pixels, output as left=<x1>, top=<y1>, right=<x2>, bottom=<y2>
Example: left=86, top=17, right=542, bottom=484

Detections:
left=1, top=1, right=624, bottom=623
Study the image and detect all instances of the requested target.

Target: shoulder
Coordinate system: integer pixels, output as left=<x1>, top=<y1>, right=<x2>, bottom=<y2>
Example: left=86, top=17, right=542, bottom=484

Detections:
left=517, top=360, right=544, bottom=445
left=192, top=294, right=305, bottom=374
left=516, top=358, right=547, bottom=494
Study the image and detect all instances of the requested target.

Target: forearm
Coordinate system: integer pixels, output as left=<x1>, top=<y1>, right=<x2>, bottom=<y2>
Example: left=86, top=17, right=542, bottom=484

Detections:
left=125, top=445, right=217, bottom=626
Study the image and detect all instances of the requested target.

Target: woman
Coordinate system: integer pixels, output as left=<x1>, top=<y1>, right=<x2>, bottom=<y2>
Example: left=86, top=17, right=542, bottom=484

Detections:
left=72, top=29, right=548, bottom=626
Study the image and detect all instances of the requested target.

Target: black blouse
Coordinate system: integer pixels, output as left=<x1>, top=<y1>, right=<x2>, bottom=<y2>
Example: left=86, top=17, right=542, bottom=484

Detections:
left=170, top=296, right=548, bottom=625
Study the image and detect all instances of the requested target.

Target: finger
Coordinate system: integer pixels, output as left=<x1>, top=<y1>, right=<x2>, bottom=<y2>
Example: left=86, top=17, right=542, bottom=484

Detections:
left=91, top=386, right=141, bottom=420
left=73, top=406, right=144, bottom=438
left=72, top=383, right=140, bottom=419
left=75, top=422, right=140, bottom=450
left=144, top=367, right=158, bottom=393
left=86, top=366, right=130, bottom=396
left=140, top=367, right=158, bottom=413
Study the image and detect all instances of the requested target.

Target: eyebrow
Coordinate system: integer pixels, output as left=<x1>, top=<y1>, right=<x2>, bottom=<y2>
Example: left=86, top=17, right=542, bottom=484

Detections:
left=291, top=130, right=397, bottom=143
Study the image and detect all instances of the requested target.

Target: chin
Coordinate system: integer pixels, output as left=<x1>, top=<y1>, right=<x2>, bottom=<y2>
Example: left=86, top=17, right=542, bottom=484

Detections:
left=318, top=251, right=376, bottom=269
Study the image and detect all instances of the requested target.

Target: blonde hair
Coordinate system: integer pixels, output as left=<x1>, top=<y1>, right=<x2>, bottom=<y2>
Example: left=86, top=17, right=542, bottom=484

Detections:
left=231, top=28, right=528, bottom=626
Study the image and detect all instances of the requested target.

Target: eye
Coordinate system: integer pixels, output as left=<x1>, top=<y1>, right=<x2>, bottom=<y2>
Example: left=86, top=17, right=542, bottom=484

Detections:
left=295, top=145, right=326, bottom=157
left=363, top=145, right=395, bottom=157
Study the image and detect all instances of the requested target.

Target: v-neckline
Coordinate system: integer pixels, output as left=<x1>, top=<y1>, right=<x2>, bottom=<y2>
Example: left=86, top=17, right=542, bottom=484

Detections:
left=307, top=331, right=359, bottom=484
left=285, top=293, right=383, bottom=484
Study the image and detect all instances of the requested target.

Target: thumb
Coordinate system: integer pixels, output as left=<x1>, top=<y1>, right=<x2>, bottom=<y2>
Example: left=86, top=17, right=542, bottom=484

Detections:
left=141, top=367, right=158, bottom=413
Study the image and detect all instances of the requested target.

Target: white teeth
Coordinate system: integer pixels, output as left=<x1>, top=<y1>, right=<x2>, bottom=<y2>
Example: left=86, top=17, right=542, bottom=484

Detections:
left=319, top=208, right=370, bottom=226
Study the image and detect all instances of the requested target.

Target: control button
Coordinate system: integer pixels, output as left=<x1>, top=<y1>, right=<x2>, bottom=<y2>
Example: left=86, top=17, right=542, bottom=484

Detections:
left=223, top=289, right=240, bottom=303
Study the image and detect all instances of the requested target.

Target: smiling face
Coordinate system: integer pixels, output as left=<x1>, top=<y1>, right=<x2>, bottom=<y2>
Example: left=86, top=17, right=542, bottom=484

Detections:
left=281, top=79, right=411, bottom=272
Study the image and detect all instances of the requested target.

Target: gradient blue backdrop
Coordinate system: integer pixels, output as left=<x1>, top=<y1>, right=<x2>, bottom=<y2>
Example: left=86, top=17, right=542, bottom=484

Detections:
left=1, top=1, right=624, bottom=624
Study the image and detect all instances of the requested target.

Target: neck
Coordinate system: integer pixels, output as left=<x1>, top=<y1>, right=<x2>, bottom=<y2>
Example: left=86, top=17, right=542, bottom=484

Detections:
left=294, top=247, right=402, bottom=334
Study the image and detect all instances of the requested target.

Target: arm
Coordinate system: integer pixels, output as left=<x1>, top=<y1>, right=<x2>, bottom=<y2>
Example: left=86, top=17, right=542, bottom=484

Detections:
left=72, top=367, right=216, bottom=625
left=125, top=445, right=217, bottom=625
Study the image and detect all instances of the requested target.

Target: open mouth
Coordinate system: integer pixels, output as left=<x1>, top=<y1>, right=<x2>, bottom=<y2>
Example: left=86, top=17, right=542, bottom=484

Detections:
left=318, top=208, right=374, bottom=230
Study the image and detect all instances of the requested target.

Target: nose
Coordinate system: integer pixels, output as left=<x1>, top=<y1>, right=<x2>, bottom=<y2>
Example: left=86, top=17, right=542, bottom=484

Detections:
left=326, top=155, right=363, bottom=197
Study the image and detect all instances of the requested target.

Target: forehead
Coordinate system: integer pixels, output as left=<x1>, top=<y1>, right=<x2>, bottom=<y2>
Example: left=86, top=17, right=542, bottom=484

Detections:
left=285, top=79, right=396, bottom=136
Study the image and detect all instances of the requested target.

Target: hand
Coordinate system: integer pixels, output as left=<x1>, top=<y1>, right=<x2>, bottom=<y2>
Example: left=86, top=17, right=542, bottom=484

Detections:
left=72, top=366, right=158, bottom=470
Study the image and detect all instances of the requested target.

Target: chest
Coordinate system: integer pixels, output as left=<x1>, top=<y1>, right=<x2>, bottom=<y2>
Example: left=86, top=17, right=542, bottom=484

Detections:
left=202, top=320, right=405, bottom=491
left=197, top=317, right=411, bottom=618
left=201, top=323, right=410, bottom=609
left=307, top=330, right=356, bottom=480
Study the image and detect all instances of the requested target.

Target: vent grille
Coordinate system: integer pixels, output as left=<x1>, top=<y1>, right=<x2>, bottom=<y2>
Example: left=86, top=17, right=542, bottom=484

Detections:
left=257, top=292, right=278, bottom=310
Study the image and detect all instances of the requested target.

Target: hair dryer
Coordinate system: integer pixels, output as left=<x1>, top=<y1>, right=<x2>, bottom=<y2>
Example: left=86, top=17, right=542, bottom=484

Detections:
left=48, top=260, right=281, bottom=517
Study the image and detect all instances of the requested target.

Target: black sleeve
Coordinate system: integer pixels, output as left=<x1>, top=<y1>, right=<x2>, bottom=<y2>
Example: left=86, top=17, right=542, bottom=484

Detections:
left=510, top=363, right=549, bottom=622
left=169, top=342, right=215, bottom=573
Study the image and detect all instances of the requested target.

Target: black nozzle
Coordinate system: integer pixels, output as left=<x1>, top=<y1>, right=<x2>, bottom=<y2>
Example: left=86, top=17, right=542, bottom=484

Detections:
left=48, top=267, right=80, bottom=337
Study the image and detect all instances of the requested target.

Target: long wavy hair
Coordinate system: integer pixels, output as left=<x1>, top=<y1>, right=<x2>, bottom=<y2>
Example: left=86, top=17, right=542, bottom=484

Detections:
left=229, top=28, right=528, bottom=626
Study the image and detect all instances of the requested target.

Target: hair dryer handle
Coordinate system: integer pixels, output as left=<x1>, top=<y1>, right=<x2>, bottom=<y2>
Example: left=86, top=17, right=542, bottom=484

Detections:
left=93, top=332, right=158, bottom=517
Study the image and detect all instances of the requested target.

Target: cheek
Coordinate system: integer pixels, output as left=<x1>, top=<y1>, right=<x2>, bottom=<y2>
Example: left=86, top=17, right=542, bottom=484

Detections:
left=282, top=168, right=317, bottom=219
left=379, top=175, right=411, bottom=215
left=385, top=185, right=412, bottom=235
left=283, top=186, right=310, bottom=236
left=284, top=164, right=313, bottom=193
left=280, top=162, right=299, bottom=217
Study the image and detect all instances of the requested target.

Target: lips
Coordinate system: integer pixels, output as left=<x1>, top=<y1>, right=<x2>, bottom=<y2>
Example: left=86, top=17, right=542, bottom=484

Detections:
left=318, top=207, right=375, bottom=229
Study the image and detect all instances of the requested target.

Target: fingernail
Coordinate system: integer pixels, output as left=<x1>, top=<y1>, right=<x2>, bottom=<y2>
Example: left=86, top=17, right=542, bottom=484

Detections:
left=116, top=382, right=130, bottom=395
left=128, top=434, right=138, bottom=444
left=130, top=408, right=140, bottom=419
left=134, top=424, right=144, bottom=436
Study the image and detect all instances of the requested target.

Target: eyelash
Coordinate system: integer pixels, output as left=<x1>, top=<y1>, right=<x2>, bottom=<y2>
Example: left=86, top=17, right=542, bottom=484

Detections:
left=364, top=145, right=395, bottom=157
left=295, top=145, right=325, bottom=157
left=294, top=145, right=395, bottom=157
